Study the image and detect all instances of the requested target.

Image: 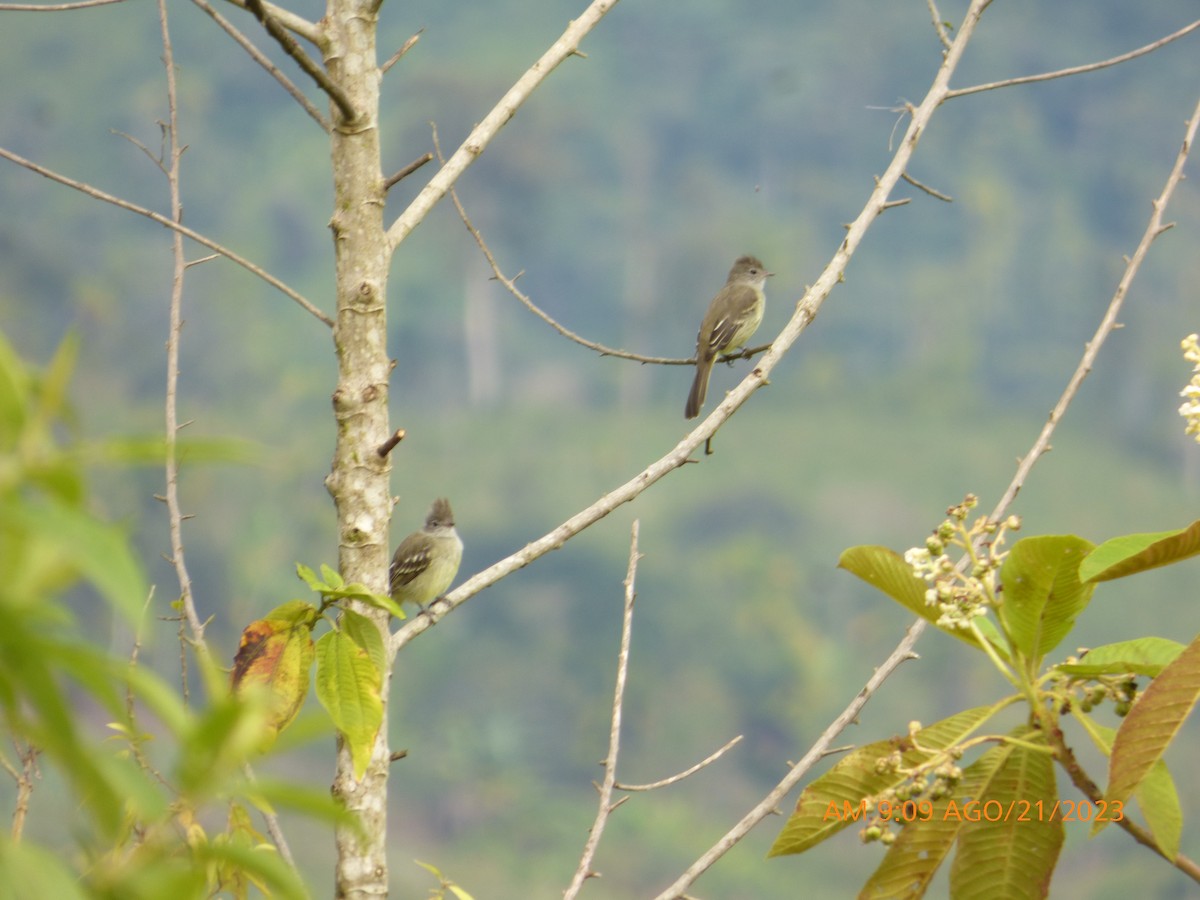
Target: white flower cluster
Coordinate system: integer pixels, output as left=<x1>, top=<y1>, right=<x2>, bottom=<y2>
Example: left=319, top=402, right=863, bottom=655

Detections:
left=904, top=496, right=1018, bottom=632
left=1179, top=334, right=1200, bottom=443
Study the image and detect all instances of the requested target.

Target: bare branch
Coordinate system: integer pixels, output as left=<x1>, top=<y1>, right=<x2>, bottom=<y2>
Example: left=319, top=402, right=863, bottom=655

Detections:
left=156, top=0, right=205, bottom=646
left=989, top=94, right=1200, bottom=520
left=0, top=0, right=124, bottom=10
left=564, top=520, right=641, bottom=899
left=901, top=171, right=953, bottom=202
left=157, top=0, right=298, bottom=868
left=219, top=0, right=321, bottom=45
left=383, top=152, right=433, bottom=192
left=381, top=28, right=423, bottom=75
left=654, top=85, right=1200, bottom=900
left=189, top=0, right=331, bottom=132
left=445, top=153, right=688, bottom=366
left=387, top=0, right=620, bottom=249
left=242, top=0, right=358, bottom=124
left=394, top=0, right=997, bottom=657
left=947, top=19, right=1200, bottom=99
left=926, top=0, right=953, bottom=50
left=615, top=735, right=744, bottom=792
left=0, top=146, right=333, bottom=327
left=653, top=626, right=923, bottom=899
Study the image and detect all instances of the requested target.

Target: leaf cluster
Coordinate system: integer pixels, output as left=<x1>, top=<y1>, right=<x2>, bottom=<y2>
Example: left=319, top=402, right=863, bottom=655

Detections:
left=0, top=332, right=346, bottom=898
left=770, top=502, right=1200, bottom=897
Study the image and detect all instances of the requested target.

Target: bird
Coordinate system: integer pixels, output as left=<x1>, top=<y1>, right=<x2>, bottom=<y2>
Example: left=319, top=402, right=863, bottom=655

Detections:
left=389, top=497, right=463, bottom=613
left=685, top=255, right=773, bottom=419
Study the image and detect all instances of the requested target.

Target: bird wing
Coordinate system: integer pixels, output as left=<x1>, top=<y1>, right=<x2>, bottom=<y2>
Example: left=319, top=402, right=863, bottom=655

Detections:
left=389, top=537, right=432, bottom=592
left=704, top=285, right=760, bottom=354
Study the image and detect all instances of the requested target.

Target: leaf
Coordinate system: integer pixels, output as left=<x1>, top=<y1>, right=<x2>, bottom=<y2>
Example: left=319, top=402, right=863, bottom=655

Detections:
left=296, top=563, right=322, bottom=591
left=838, top=546, right=993, bottom=653
left=342, top=609, right=387, bottom=676
left=997, top=535, right=1094, bottom=664
left=859, top=741, right=1012, bottom=900
left=315, top=630, right=383, bottom=781
left=0, top=838, right=90, bottom=900
left=1075, top=716, right=1181, bottom=857
left=1056, top=637, right=1185, bottom=678
left=1105, top=633, right=1200, bottom=810
left=1080, top=521, right=1200, bottom=583
left=949, top=729, right=1063, bottom=900
left=230, top=602, right=318, bottom=739
left=5, top=497, right=147, bottom=625
left=769, top=706, right=998, bottom=856
left=320, top=563, right=344, bottom=590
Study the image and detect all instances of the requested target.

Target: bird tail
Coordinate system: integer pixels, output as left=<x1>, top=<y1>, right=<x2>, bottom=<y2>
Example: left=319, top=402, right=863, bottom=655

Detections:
left=685, top=356, right=714, bottom=419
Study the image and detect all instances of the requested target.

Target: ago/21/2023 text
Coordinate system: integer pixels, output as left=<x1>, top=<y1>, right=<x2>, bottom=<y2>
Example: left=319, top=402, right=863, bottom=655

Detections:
left=822, top=799, right=1125, bottom=825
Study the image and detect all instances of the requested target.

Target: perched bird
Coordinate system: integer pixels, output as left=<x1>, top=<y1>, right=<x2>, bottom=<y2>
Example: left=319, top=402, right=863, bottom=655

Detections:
left=685, top=255, right=773, bottom=419
left=389, top=497, right=463, bottom=613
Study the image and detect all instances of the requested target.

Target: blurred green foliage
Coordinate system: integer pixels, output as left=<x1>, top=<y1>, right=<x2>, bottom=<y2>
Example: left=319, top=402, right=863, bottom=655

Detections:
left=1, top=0, right=1199, bottom=896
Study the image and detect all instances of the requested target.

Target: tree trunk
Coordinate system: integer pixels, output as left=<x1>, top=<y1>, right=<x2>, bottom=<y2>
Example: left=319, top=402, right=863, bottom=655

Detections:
left=322, top=1, right=394, bottom=895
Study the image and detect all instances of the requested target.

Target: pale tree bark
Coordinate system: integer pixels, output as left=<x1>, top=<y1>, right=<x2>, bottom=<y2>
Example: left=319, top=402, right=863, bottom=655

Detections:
left=320, top=1, right=394, bottom=895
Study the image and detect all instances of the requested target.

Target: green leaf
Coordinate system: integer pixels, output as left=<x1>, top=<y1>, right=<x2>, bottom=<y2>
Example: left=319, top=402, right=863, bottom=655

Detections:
left=0, top=837, right=90, bottom=900
left=315, top=630, right=383, bottom=781
left=859, top=741, right=1012, bottom=899
left=342, top=609, right=388, bottom=676
left=296, top=562, right=323, bottom=591
left=838, top=546, right=993, bottom=653
left=1106, top=633, right=1200, bottom=810
left=1075, top=715, right=1181, bottom=857
left=949, top=729, right=1063, bottom=900
left=998, top=535, right=1094, bottom=664
left=320, top=563, right=344, bottom=590
left=5, top=497, right=147, bottom=624
left=769, top=705, right=998, bottom=856
left=1056, top=637, right=1185, bottom=678
left=1080, top=521, right=1200, bottom=583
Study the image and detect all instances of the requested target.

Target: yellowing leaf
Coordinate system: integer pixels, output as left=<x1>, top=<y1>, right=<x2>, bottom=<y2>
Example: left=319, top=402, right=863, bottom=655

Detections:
left=230, top=602, right=318, bottom=740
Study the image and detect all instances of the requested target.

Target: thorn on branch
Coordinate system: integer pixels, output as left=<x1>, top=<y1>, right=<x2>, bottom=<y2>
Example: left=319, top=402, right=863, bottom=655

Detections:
left=389, top=749, right=408, bottom=763
left=377, top=428, right=406, bottom=458
left=880, top=198, right=911, bottom=212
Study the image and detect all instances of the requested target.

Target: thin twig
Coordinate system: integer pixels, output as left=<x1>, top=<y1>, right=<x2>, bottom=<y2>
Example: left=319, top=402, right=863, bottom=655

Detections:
left=564, top=520, right=641, bottom=899
left=383, top=152, right=433, bottom=192
left=926, top=0, right=953, bottom=49
left=156, top=0, right=297, bottom=868
left=989, top=94, right=1200, bottom=519
left=4, top=740, right=39, bottom=841
left=189, top=0, right=331, bottom=132
left=387, top=0, right=620, bottom=249
left=381, top=28, right=423, bottom=75
left=902, top=171, right=953, bottom=202
left=0, top=0, right=123, bottom=9
left=157, top=0, right=205, bottom=649
left=0, top=146, right=332, bottom=327
left=242, top=0, right=358, bottom=125
left=220, top=0, right=322, bottom=47
left=947, top=19, right=1200, bottom=99
left=615, top=735, right=744, bottom=792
